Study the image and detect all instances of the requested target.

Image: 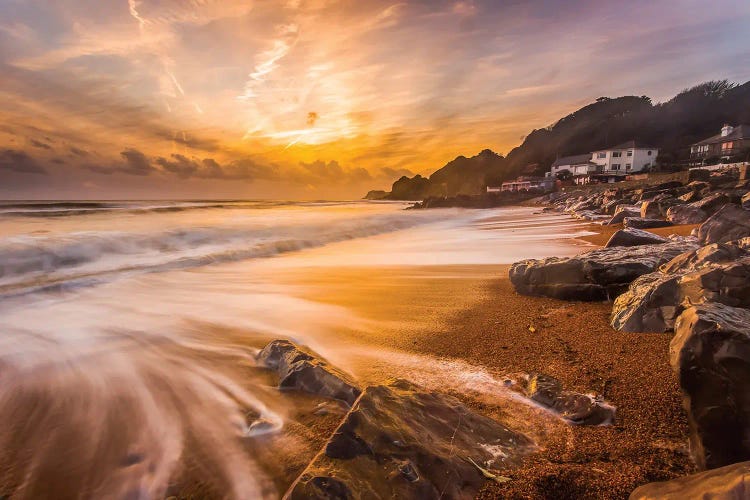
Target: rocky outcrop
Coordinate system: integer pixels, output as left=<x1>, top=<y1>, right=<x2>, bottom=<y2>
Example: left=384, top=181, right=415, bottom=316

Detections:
left=629, top=460, right=750, bottom=500
left=257, top=340, right=361, bottom=406
left=363, top=190, right=388, bottom=200
left=520, top=373, right=615, bottom=426
left=743, top=191, right=750, bottom=209
left=285, top=379, right=533, bottom=499
left=509, top=239, right=699, bottom=301
left=670, top=304, right=750, bottom=469
left=697, top=204, right=750, bottom=244
left=604, top=228, right=669, bottom=248
left=623, top=217, right=673, bottom=229
left=611, top=255, right=750, bottom=332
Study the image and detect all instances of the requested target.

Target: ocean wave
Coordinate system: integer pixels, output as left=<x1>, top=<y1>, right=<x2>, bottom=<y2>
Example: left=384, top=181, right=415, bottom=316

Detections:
left=0, top=209, right=442, bottom=297
left=0, top=200, right=396, bottom=218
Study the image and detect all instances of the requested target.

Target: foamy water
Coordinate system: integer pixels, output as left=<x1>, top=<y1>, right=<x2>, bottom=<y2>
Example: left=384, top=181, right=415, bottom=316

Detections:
left=0, top=201, right=593, bottom=498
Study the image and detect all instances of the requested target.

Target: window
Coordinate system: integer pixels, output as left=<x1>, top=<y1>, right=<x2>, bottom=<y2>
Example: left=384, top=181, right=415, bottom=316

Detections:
left=625, top=163, right=631, bottom=170
left=647, top=150, right=652, bottom=156
left=627, top=150, right=633, bottom=157
left=612, top=151, right=622, bottom=158
left=597, top=152, right=606, bottom=159
left=612, top=164, right=621, bottom=170
left=722, top=141, right=734, bottom=150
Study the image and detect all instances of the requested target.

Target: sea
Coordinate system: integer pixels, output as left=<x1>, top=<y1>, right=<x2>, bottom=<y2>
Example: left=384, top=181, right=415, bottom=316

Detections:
left=0, top=200, right=594, bottom=498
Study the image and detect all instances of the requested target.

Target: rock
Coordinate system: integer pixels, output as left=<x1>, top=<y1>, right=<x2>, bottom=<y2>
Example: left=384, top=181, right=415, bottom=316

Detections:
left=698, top=204, right=750, bottom=244
left=285, top=379, right=533, bottom=499
left=743, top=192, right=750, bottom=210
left=661, top=238, right=750, bottom=274
left=686, top=180, right=711, bottom=193
left=666, top=204, right=708, bottom=225
left=611, top=254, right=750, bottom=333
left=606, top=207, right=641, bottom=226
left=623, top=217, right=673, bottom=229
left=629, top=460, right=750, bottom=500
left=639, top=200, right=662, bottom=219
left=640, top=197, right=679, bottom=219
left=604, top=228, right=669, bottom=248
left=692, top=192, right=730, bottom=214
left=670, top=304, right=750, bottom=469
left=257, top=340, right=361, bottom=406
left=522, top=374, right=615, bottom=426
left=677, top=190, right=699, bottom=203
left=509, top=239, right=699, bottom=301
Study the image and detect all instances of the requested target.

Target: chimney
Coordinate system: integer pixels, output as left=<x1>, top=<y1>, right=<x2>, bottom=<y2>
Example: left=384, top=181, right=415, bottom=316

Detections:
left=721, top=124, right=734, bottom=137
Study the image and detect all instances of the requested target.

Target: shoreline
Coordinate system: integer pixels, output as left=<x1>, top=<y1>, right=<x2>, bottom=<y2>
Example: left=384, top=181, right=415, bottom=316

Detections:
left=280, top=216, right=698, bottom=499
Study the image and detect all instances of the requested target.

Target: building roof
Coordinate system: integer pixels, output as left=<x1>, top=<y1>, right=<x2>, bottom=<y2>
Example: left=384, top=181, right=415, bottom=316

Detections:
left=692, top=125, right=750, bottom=146
left=551, top=153, right=592, bottom=168
left=592, top=140, right=657, bottom=152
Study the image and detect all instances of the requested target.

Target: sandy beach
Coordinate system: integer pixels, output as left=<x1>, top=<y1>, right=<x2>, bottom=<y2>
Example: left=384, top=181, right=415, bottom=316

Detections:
left=0, top=201, right=703, bottom=499
left=278, top=222, right=701, bottom=499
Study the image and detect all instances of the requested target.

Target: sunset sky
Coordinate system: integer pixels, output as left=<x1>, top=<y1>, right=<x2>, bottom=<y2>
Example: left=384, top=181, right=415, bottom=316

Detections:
left=1, top=0, right=749, bottom=199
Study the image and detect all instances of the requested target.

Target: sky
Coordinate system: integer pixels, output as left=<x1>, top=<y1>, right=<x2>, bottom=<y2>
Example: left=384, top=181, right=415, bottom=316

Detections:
left=1, top=0, right=749, bottom=200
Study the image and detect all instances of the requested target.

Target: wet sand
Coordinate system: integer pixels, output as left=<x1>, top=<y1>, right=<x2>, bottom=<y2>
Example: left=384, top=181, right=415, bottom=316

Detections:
left=283, top=226, right=698, bottom=499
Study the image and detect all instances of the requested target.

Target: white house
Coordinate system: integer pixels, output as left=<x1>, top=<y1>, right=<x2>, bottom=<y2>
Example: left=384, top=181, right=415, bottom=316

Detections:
left=590, top=140, right=658, bottom=174
left=547, top=153, right=598, bottom=178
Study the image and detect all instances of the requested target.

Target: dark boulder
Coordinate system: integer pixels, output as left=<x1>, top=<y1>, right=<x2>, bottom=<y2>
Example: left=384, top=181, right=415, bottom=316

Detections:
left=521, top=374, right=614, bottom=426
left=698, top=204, right=750, bottom=244
left=285, top=379, right=533, bottom=499
left=623, top=217, right=673, bottom=229
left=611, top=255, right=750, bottom=332
left=604, top=228, right=669, bottom=248
left=670, top=304, right=750, bottom=469
left=666, top=204, right=708, bottom=225
left=509, top=239, right=699, bottom=301
left=629, top=460, right=750, bottom=500
left=257, top=340, right=361, bottom=406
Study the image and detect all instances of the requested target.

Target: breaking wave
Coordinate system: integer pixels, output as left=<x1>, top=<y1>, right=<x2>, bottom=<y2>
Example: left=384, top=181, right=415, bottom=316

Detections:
left=0, top=207, right=442, bottom=296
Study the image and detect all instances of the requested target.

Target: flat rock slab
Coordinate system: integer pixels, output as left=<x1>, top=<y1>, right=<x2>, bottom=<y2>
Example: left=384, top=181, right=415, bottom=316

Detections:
left=257, top=340, right=361, bottom=406
left=509, top=239, right=699, bottom=301
left=670, top=304, right=750, bottom=469
left=604, top=228, right=669, bottom=248
left=629, top=460, right=750, bottom=500
left=285, top=379, right=533, bottom=499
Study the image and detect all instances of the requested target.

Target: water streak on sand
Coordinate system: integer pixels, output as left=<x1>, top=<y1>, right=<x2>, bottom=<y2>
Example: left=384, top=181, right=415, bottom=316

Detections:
left=0, top=201, right=590, bottom=498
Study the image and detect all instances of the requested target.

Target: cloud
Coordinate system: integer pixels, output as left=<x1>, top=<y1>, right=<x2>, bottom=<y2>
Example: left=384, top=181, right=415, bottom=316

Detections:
left=30, top=138, right=52, bottom=149
left=119, top=148, right=154, bottom=175
left=69, top=146, right=89, bottom=157
left=0, top=149, right=47, bottom=174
